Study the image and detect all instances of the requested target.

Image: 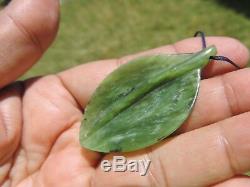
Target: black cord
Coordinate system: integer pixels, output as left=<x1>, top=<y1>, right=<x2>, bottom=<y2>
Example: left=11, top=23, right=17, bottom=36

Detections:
left=194, top=31, right=207, bottom=49
left=209, top=56, right=241, bottom=69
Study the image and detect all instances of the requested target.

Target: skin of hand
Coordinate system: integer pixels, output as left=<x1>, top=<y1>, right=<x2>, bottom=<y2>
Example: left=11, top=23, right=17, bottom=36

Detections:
left=1, top=1, right=250, bottom=187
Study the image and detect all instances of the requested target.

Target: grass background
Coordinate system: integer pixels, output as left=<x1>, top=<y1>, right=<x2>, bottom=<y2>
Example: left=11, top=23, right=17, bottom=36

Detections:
left=3, top=0, right=250, bottom=78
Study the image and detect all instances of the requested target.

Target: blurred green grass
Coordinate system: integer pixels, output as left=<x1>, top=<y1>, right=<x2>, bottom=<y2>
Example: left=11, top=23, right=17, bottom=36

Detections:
left=20, top=0, right=250, bottom=78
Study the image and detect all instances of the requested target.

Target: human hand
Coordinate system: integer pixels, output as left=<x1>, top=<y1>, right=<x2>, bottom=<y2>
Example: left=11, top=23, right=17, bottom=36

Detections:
left=1, top=1, right=250, bottom=187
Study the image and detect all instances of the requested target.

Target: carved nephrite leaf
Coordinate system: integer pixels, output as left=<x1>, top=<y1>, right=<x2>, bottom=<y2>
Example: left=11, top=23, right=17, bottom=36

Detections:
left=80, top=46, right=217, bottom=152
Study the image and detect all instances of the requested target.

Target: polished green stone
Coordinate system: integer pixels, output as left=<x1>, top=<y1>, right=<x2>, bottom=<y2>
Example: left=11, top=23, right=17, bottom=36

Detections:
left=80, top=46, right=217, bottom=152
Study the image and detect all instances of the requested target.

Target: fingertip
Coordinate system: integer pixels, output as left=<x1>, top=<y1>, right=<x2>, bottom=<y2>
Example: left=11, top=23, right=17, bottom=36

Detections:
left=0, top=0, right=60, bottom=88
left=4, top=0, right=60, bottom=50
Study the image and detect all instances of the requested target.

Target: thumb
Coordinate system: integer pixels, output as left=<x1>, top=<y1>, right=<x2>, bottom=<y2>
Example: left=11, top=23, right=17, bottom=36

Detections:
left=0, top=0, right=59, bottom=88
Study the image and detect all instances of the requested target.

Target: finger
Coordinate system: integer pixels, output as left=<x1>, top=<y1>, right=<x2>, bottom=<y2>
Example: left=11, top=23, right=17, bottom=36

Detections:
left=177, top=68, right=250, bottom=133
left=0, top=83, right=22, bottom=164
left=213, top=176, right=250, bottom=187
left=0, top=0, right=59, bottom=88
left=58, top=37, right=249, bottom=108
left=0, top=83, right=23, bottom=185
left=94, top=112, right=250, bottom=187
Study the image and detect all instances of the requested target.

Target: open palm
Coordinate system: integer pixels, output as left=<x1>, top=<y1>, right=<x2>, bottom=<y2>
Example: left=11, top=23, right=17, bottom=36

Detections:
left=1, top=1, right=250, bottom=187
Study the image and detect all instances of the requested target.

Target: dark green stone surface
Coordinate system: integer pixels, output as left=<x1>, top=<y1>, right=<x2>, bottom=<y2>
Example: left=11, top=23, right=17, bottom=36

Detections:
left=80, top=46, right=217, bottom=152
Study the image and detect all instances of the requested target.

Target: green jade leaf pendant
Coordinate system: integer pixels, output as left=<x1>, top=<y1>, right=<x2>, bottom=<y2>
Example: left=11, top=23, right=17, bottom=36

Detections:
left=80, top=45, right=217, bottom=153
